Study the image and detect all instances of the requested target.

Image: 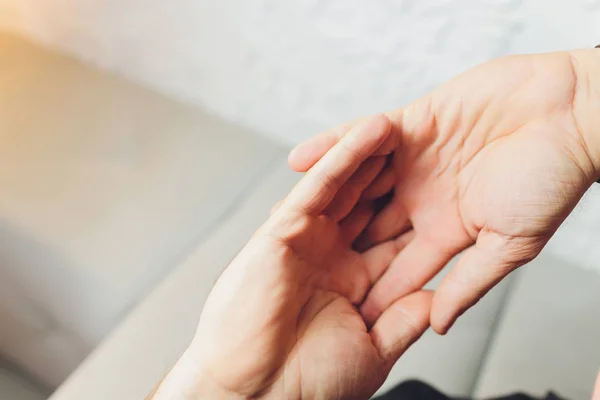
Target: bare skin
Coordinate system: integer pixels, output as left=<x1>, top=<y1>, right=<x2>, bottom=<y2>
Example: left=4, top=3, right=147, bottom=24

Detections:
left=151, top=49, right=600, bottom=399
left=151, top=116, right=432, bottom=400
left=289, top=50, right=600, bottom=334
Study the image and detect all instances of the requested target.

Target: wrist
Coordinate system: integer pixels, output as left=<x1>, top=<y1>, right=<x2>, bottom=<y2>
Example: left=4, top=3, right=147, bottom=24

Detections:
left=149, top=350, right=246, bottom=400
left=568, top=48, right=600, bottom=181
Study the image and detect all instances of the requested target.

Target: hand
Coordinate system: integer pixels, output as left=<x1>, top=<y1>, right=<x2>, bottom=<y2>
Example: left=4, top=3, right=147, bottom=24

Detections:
left=151, top=116, right=432, bottom=400
left=289, top=51, right=600, bottom=335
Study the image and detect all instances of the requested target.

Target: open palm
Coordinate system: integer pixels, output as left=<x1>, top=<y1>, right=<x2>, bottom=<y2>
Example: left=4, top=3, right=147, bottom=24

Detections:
left=289, top=52, right=599, bottom=335
left=182, top=116, right=431, bottom=400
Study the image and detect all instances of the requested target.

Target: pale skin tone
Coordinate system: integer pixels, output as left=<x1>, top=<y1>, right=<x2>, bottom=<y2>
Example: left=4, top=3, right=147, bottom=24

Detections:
left=151, top=116, right=432, bottom=400
left=290, top=49, right=600, bottom=333
left=152, top=49, right=600, bottom=399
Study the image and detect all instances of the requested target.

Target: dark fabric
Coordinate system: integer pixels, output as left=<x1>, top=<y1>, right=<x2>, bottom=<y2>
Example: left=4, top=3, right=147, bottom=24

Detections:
left=373, top=381, right=450, bottom=400
left=372, top=380, right=568, bottom=400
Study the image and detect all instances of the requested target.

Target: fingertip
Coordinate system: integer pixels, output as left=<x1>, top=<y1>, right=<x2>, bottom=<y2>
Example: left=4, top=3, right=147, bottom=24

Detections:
left=430, top=316, right=452, bottom=336
left=347, top=114, right=392, bottom=156
left=288, top=145, right=308, bottom=172
left=430, top=286, right=461, bottom=335
left=288, top=133, right=336, bottom=173
left=364, top=197, right=410, bottom=247
left=431, top=283, right=476, bottom=335
left=373, top=120, right=397, bottom=156
left=374, top=136, right=396, bottom=156
left=359, top=300, right=381, bottom=328
left=369, top=113, right=392, bottom=140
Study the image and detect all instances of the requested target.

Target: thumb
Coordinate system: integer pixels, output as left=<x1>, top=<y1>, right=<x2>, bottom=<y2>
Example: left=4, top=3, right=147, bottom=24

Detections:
left=369, top=291, right=432, bottom=365
left=431, top=230, right=545, bottom=334
left=593, top=371, right=600, bottom=400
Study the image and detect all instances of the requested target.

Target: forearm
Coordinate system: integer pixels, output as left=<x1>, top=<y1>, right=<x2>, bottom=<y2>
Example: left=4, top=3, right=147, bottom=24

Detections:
left=568, top=48, right=600, bottom=181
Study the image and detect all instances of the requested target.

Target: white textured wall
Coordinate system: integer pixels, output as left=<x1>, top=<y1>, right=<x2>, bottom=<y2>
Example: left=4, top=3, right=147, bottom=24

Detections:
left=1, top=0, right=600, bottom=272
left=1, top=3, right=600, bottom=392
left=2, top=0, right=600, bottom=144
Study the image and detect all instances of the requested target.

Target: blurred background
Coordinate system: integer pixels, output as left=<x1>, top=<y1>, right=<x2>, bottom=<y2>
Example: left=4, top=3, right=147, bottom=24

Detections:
left=0, top=1, right=599, bottom=399
left=4, top=0, right=600, bottom=143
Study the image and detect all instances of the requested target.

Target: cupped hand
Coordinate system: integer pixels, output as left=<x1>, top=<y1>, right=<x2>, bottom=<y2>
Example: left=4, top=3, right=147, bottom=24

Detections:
left=289, top=51, right=600, bottom=335
left=152, top=115, right=432, bottom=400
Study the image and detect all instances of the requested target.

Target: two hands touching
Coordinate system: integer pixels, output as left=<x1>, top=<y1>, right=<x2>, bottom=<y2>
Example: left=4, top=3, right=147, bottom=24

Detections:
left=152, top=49, right=600, bottom=399
left=154, top=116, right=426, bottom=400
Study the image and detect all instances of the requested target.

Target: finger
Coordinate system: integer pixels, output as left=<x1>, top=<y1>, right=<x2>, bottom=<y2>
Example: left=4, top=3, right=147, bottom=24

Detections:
left=362, top=230, right=416, bottom=283
left=339, top=202, right=374, bottom=244
left=362, top=164, right=396, bottom=201
left=431, top=231, right=544, bottom=334
left=364, top=194, right=410, bottom=246
left=593, top=371, right=600, bottom=400
left=360, top=236, right=456, bottom=326
left=325, top=156, right=386, bottom=222
left=353, top=191, right=396, bottom=252
left=370, top=291, right=433, bottom=364
left=284, top=115, right=391, bottom=215
left=375, top=131, right=399, bottom=157
left=288, top=117, right=366, bottom=172
left=288, top=115, right=398, bottom=172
